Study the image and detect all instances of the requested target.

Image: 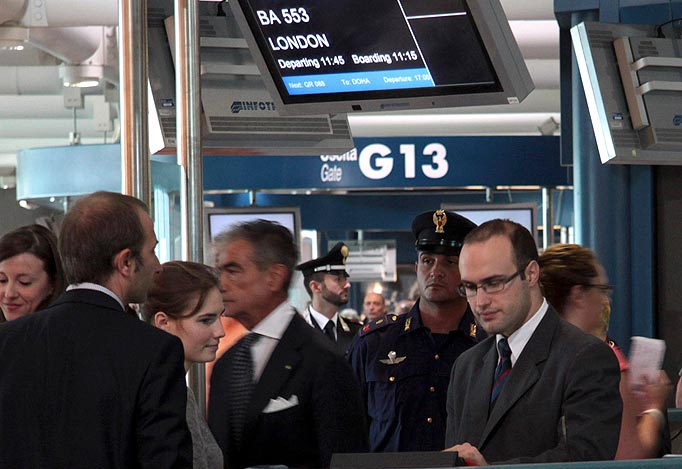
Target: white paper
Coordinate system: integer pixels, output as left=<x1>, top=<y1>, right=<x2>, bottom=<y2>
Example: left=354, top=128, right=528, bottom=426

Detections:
left=628, top=336, right=666, bottom=390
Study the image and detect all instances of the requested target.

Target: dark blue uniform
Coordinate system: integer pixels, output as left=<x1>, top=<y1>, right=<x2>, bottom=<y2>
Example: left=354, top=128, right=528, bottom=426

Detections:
left=347, top=299, right=485, bottom=452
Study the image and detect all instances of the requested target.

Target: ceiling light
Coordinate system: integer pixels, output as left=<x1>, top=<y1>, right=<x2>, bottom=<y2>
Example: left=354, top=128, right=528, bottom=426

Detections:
left=59, top=64, right=103, bottom=88
left=19, top=199, right=39, bottom=210
left=0, top=26, right=28, bottom=50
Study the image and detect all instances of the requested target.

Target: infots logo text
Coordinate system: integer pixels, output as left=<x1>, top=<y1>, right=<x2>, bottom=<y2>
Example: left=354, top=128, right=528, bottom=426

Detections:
left=230, top=101, right=277, bottom=113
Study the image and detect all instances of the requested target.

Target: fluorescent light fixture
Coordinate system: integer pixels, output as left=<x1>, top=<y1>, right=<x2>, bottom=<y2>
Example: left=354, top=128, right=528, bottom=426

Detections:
left=59, top=64, right=103, bottom=88
left=570, top=23, right=616, bottom=163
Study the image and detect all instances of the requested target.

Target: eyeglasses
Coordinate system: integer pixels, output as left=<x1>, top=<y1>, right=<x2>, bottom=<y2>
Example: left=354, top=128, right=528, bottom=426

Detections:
left=586, top=284, right=614, bottom=296
left=458, top=265, right=527, bottom=298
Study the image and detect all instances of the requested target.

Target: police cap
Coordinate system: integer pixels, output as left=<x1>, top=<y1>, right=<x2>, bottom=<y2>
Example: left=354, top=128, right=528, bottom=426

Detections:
left=411, top=209, right=477, bottom=256
left=295, top=242, right=350, bottom=277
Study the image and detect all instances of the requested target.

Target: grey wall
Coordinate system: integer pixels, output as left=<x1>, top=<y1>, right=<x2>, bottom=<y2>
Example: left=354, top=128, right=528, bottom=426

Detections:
left=0, top=189, right=62, bottom=237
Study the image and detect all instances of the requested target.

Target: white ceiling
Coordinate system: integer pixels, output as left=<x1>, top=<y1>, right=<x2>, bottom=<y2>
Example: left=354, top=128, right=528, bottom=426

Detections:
left=0, top=0, right=560, bottom=177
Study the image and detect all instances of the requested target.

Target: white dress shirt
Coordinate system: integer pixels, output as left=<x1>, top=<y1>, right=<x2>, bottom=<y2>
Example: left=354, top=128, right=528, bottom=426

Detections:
left=66, top=282, right=125, bottom=310
left=497, top=298, right=549, bottom=366
left=308, top=305, right=338, bottom=340
left=250, top=301, right=296, bottom=381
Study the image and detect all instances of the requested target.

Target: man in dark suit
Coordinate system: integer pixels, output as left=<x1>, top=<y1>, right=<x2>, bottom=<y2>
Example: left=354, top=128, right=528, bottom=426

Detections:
left=445, top=219, right=622, bottom=464
left=208, top=221, right=368, bottom=469
left=0, top=191, right=192, bottom=468
left=295, top=241, right=362, bottom=356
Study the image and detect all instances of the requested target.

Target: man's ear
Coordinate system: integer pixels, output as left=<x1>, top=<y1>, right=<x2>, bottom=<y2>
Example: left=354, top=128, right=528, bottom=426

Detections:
left=113, top=248, right=135, bottom=277
left=153, top=311, right=172, bottom=331
left=309, top=278, right=322, bottom=294
left=525, top=260, right=541, bottom=287
left=266, top=263, right=288, bottom=292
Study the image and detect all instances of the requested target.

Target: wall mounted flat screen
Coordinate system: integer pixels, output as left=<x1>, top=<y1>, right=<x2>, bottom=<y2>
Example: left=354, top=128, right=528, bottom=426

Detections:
left=204, top=206, right=302, bottom=261
left=442, top=203, right=537, bottom=242
left=227, top=0, right=533, bottom=115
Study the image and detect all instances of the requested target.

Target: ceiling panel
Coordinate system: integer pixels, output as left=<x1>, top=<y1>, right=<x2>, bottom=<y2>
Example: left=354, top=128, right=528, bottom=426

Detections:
left=0, top=0, right=560, bottom=173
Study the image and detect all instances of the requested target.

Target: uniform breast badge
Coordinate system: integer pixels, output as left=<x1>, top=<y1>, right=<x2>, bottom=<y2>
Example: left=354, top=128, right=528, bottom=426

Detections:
left=380, top=351, right=406, bottom=365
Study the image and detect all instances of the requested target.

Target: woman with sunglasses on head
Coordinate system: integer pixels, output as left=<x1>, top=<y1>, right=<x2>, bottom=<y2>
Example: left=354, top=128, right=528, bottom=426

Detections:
left=142, top=261, right=225, bottom=469
left=539, top=243, right=671, bottom=459
left=0, top=224, right=65, bottom=322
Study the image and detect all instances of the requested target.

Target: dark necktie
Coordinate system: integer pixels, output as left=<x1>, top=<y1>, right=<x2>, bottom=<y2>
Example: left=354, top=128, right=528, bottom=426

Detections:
left=323, top=320, right=336, bottom=342
left=228, top=332, right=260, bottom=450
left=491, top=337, right=512, bottom=405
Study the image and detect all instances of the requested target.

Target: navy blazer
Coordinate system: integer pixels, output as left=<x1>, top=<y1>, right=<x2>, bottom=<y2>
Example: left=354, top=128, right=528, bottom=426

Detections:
left=445, top=306, right=622, bottom=464
left=209, top=312, right=369, bottom=469
left=0, top=289, right=192, bottom=468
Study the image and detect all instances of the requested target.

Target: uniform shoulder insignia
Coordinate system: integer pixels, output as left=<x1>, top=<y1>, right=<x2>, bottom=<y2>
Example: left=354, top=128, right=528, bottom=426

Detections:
left=359, top=314, right=400, bottom=337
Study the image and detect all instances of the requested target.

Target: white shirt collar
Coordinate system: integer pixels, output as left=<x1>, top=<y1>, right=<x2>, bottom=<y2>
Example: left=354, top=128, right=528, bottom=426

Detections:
left=498, top=298, right=549, bottom=366
left=66, top=283, right=125, bottom=310
left=308, top=305, right=338, bottom=330
left=250, top=301, right=297, bottom=381
left=252, top=300, right=296, bottom=340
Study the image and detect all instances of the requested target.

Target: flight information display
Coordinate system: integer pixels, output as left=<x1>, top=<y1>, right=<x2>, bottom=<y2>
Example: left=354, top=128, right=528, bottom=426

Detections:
left=235, top=0, right=501, bottom=99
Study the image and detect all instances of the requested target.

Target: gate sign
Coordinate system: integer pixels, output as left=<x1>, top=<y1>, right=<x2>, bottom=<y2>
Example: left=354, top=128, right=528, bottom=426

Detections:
left=203, top=136, right=566, bottom=190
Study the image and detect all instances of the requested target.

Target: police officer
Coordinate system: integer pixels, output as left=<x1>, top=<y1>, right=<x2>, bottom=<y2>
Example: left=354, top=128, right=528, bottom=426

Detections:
left=347, top=209, right=486, bottom=452
left=296, top=242, right=362, bottom=355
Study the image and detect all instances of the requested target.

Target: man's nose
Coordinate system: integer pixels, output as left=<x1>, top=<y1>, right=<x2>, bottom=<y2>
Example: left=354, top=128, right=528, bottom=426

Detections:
left=472, top=288, right=492, bottom=308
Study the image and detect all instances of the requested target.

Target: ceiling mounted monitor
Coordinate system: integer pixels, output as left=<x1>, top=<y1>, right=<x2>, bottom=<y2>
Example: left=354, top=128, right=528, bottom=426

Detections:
left=227, top=0, right=534, bottom=115
left=572, top=21, right=682, bottom=165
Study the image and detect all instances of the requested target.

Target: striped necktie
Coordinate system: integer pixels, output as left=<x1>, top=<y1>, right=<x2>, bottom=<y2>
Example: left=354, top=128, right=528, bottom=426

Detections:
left=491, top=337, right=512, bottom=405
left=228, top=332, right=260, bottom=449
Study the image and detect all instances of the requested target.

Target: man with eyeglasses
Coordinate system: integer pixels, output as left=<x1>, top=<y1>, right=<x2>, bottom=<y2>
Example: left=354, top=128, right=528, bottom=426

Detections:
left=348, top=209, right=486, bottom=452
left=444, top=219, right=622, bottom=465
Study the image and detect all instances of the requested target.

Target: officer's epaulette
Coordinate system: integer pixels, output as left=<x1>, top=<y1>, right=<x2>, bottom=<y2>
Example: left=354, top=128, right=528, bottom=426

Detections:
left=359, top=314, right=400, bottom=337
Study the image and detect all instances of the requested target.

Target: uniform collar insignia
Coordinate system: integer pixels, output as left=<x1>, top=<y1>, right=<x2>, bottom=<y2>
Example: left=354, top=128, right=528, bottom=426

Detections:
left=338, top=315, right=350, bottom=332
left=469, top=323, right=477, bottom=338
left=404, top=317, right=412, bottom=332
left=379, top=351, right=406, bottom=365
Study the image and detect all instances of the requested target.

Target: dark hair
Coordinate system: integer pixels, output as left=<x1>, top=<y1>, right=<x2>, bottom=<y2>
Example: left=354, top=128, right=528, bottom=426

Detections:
left=213, top=219, right=298, bottom=292
left=463, top=219, right=539, bottom=273
left=59, top=191, right=148, bottom=285
left=0, top=224, right=66, bottom=311
left=141, top=261, right=220, bottom=323
left=302, top=272, right=326, bottom=297
left=538, top=244, right=600, bottom=314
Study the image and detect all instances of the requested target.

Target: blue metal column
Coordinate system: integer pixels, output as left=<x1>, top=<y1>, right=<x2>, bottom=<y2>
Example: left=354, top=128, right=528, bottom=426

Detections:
left=569, top=8, right=654, bottom=348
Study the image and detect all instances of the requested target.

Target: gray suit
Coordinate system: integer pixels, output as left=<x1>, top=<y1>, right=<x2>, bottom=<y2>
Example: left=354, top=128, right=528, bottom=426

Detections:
left=445, top=306, right=622, bottom=464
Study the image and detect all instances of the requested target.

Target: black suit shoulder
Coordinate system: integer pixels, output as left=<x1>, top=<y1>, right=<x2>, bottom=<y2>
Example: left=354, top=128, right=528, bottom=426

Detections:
left=0, top=289, right=191, bottom=468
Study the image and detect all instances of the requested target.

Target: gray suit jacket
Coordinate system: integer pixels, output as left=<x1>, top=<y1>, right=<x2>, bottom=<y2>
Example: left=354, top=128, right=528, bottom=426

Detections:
left=445, top=306, right=622, bottom=464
